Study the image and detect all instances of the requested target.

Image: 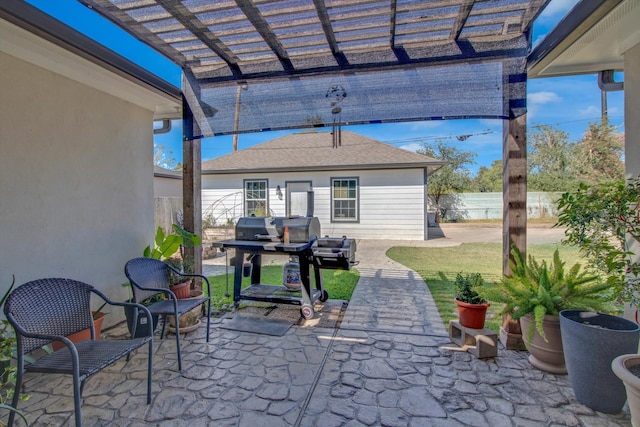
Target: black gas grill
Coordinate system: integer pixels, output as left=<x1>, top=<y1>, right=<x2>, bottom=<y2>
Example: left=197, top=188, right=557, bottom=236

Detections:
left=220, top=216, right=357, bottom=319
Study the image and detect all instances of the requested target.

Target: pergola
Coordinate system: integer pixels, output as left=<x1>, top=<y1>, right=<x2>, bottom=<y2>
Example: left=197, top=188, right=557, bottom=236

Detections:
left=80, top=0, right=551, bottom=273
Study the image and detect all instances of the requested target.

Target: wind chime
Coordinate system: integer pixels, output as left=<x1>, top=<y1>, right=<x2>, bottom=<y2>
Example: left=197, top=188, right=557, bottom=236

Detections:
left=326, top=85, right=347, bottom=148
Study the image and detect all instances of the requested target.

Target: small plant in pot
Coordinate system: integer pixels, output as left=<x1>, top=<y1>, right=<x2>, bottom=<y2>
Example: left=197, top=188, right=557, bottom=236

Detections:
left=454, top=273, right=489, bottom=329
left=482, top=245, right=614, bottom=374
left=556, top=177, right=640, bottom=415
left=165, top=256, right=192, bottom=299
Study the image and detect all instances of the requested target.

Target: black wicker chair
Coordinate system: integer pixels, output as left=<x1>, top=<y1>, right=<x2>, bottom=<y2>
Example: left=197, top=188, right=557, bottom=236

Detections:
left=3, top=278, right=153, bottom=427
left=124, top=257, right=211, bottom=371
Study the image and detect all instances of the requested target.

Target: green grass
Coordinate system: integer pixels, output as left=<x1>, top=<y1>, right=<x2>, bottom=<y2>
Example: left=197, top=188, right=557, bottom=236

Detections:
left=205, top=266, right=359, bottom=310
left=386, top=242, right=583, bottom=333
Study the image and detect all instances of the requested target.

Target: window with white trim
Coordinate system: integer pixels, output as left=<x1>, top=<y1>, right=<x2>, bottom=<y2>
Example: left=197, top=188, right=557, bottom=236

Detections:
left=244, top=179, right=268, bottom=216
left=331, top=177, right=358, bottom=222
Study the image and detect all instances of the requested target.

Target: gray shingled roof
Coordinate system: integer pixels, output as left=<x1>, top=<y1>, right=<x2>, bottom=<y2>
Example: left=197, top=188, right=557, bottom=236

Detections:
left=202, top=131, right=444, bottom=174
left=154, top=165, right=182, bottom=178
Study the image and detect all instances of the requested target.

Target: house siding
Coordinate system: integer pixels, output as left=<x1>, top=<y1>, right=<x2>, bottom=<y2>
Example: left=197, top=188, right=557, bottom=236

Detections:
left=202, top=168, right=426, bottom=240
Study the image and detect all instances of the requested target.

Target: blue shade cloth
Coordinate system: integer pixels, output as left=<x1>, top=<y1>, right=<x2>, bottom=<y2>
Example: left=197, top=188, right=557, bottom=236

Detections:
left=81, top=0, right=548, bottom=137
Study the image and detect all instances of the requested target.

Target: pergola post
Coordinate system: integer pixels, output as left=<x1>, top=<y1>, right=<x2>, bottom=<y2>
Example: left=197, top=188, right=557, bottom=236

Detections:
left=500, top=113, right=527, bottom=350
left=182, top=94, right=203, bottom=275
left=502, top=114, right=527, bottom=272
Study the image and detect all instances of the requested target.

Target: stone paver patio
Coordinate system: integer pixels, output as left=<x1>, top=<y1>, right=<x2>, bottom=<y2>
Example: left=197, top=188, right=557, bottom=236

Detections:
left=8, top=228, right=634, bottom=426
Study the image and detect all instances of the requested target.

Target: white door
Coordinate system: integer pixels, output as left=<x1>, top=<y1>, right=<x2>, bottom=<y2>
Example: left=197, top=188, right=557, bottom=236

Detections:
left=287, top=181, right=313, bottom=217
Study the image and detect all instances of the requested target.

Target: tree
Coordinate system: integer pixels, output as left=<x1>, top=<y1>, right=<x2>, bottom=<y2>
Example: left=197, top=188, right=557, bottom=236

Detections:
left=418, top=139, right=476, bottom=222
left=527, top=124, right=578, bottom=192
left=473, top=160, right=502, bottom=192
left=572, top=120, right=624, bottom=184
left=154, top=144, right=178, bottom=170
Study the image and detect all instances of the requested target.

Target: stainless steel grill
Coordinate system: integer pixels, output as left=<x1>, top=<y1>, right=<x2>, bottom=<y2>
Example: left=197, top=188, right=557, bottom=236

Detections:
left=220, top=216, right=357, bottom=319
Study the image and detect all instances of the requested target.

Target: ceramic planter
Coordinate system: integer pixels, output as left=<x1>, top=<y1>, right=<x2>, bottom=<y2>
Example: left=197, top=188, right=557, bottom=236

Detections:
left=612, top=354, right=640, bottom=426
left=560, top=310, right=640, bottom=414
left=124, top=300, right=160, bottom=338
left=455, top=298, right=490, bottom=329
left=519, top=313, right=566, bottom=374
left=168, top=290, right=204, bottom=333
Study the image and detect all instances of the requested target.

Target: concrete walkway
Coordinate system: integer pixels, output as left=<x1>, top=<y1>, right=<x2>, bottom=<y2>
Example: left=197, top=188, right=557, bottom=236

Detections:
left=12, top=225, right=633, bottom=426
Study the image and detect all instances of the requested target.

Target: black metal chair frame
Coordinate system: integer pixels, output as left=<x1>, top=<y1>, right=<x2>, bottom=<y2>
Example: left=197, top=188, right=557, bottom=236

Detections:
left=3, top=278, right=153, bottom=427
left=124, top=257, right=211, bottom=371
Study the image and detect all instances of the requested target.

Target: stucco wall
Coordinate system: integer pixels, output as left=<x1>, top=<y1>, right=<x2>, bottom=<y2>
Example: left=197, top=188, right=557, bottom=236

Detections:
left=202, top=168, right=426, bottom=240
left=0, top=51, right=154, bottom=326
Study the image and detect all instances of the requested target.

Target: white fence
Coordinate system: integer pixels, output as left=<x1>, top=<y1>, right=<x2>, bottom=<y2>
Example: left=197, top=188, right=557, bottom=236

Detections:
left=435, top=192, right=562, bottom=222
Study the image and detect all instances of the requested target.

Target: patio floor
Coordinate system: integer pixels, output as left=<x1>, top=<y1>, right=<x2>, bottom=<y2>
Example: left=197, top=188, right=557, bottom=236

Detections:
left=11, top=228, right=634, bottom=426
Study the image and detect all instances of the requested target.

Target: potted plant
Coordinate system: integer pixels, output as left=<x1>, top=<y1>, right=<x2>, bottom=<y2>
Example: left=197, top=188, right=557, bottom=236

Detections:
left=556, top=177, right=640, bottom=415
left=612, top=354, right=640, bottom=423
left=482, top=245, right=613, bottom=374
left=0, top=276, right=29, bottom=425
left=165, top=256, right=192, bottom=299
left=122, top=281, right=161, bottom=338
left=454, top=273, right=490, bottom=329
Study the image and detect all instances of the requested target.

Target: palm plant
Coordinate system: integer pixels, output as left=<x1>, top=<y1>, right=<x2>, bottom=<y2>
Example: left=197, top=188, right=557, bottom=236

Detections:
left=482, top=245, right=614, bottom=342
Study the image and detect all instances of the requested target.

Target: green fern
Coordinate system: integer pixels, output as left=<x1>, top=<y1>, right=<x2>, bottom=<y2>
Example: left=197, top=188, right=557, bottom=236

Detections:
left=481, top=245, right=614, bottom=342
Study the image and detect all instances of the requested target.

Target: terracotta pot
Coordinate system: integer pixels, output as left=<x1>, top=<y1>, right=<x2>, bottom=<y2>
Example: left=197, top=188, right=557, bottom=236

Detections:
left=170, top=280, right=191, bottom=299
left=52, top=311, right=105, bottom=351
left=519, top=313, right=566, bottom=374
left=455, top=298, right=489, bottom=329
left=613, top=354, right=640, bottom=426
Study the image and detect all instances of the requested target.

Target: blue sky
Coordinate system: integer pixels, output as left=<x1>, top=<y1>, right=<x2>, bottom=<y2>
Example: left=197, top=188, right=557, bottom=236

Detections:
left=28, top=0, right=624, bottom=175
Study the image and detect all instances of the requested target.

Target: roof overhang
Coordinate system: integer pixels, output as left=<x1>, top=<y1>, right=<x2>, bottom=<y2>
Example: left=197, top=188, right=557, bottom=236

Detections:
left=202, top=162, right=445, bottom=175
left=528, top=0, right=639, bottom=77
left=0, top=0, right=182, bottom=120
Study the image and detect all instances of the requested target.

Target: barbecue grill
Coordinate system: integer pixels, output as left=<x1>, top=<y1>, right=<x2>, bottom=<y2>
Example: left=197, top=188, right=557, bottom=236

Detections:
left=219, top=216, right=357, bottom=319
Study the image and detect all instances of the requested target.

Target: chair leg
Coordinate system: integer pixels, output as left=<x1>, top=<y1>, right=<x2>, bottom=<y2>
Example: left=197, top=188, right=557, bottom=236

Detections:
left=159, top=315, right=167, bottom=339
left=7, top=368, right=23, bottom=427
left=147, top=341, right=153, bottom=404
left=73, top=374, right=83, bottom=427
left=175, top=319, right=182, bottom=371
left=206, top=300, right=211, bottom=343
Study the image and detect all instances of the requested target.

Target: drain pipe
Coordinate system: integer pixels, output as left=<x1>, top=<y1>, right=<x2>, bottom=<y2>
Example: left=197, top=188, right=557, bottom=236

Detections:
left=598, top=70, right=624, bottom=122
left=153, top=119, right=172, bottom=135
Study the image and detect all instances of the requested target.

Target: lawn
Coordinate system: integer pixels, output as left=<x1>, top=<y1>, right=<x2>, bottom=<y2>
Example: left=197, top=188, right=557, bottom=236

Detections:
left=206, top=266, right=360, bottom=310
left=386, top=242, right=583, bottom=333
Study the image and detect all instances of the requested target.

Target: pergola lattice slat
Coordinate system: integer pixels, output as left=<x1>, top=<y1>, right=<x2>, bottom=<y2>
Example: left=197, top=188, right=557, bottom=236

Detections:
left=81, top=0, right=549, bottom=137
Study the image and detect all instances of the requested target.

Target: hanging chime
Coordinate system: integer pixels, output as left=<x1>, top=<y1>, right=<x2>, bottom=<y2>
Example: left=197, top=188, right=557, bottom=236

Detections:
left=326, top=85, right=347, bottom=148
left=332, top=106, right=342, bottom=148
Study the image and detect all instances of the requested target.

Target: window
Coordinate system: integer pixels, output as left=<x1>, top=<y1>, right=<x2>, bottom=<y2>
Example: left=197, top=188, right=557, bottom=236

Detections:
left=244, top=179, right=268, bottom=216
left=331, top=177, right=358, bottom=222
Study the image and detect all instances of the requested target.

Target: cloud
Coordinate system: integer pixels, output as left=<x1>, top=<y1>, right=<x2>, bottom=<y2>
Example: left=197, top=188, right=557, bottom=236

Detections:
left=579, top=105, right=600, bottom=116
left=539, top=0, right=580, bottom=21
left=528, top=91, right=562, bottom=105
left=400, top=143, right=423, bottom=152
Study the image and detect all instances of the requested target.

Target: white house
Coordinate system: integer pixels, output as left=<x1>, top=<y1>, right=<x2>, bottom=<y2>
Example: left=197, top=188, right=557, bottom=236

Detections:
left=201, top=131, right=444, bottom=240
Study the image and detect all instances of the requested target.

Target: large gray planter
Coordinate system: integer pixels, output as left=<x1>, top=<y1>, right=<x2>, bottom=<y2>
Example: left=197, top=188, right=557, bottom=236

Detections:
left=560, top=310, right=640, bottom=414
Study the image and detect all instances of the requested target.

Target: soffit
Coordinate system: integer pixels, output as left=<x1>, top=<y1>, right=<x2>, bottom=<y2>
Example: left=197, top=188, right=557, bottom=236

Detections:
left=0, top=0, right=181, bottom=120
left=529, top=0, right=640, bottom=77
